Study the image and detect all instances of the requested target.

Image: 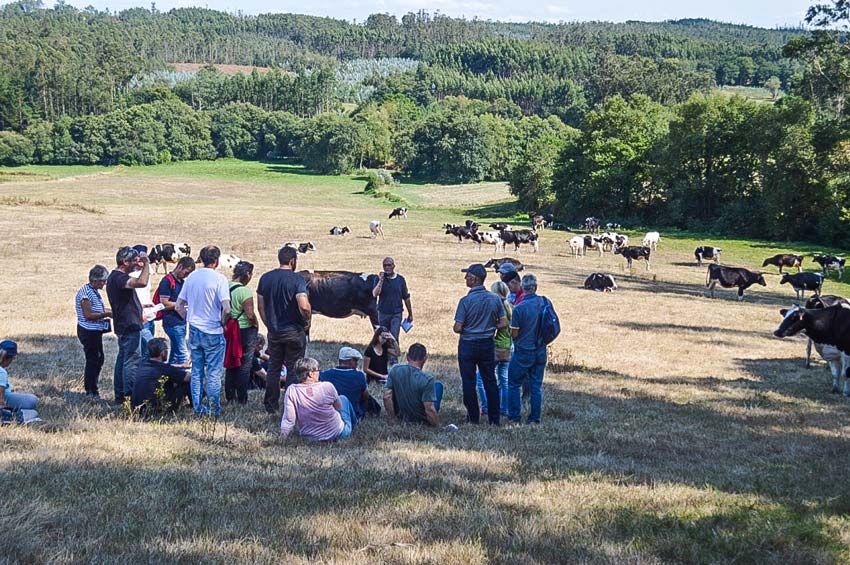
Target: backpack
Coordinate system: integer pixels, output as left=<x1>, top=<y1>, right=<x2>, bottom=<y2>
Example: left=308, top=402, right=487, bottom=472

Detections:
left=536, top=296, right=560, bottom=346
left=151, top=274, right=176, bottom=321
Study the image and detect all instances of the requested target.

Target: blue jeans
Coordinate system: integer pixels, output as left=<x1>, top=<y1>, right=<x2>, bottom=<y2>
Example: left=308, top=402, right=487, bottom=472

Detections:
left=508, top=348, right=547, bottom=424
left=458, top=338, right=499, bottom=424
left=189, top=325, right=225, bottom=417
left=434, top=381, right=443, bottom=412
left=476, top=362, right=510, bottom=414
left=379, top=312, right=402, bottom=363
left=114, top=330, right=141, bottom=400
left=164, top=323, right=188, bottom=365
left=337, top=396, right=357, bottom=439
left=5, top=392, right=38, bottom=410
left=140, top=320, right=155, bottom=361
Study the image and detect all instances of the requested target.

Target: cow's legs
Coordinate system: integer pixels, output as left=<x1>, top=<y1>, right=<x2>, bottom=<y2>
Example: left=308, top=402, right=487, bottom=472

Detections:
left=806, top=338, right=813, bottom=369
left=645, top=259, right=651, bottom=272
left=830, top=359, right=842, bottom=394
left=707, top=281, right=717, bottom=298
left=737, top=286, right=745, bottom=301
left=843, top=360, right=850, bottom=396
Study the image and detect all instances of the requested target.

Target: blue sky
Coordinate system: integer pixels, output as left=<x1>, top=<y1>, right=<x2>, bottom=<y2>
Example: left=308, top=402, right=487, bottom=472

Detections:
left=52, top=0, right=812, bottom=28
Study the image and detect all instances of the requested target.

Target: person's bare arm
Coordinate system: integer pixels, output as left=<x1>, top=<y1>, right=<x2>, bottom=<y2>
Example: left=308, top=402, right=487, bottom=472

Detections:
left=161, top=294, right=178, bottom=311
left=243, top=296, right=258, bottom=327
left=363, top=356, right=386, bottom=381
left=220, top=298, right=231, bottom=327
left=404, top=297, right=413, bottom=322
left=333, top=398, right=342, bottom=412
left=256, top=294, right=268, bottom=328
left=296, top=293, right=311, bottom=331
left=176, top=298, right=188, bottom=320
left=383, top=389, right=396, bottom=420
left=125, top=257, right=150, bottom=288
left=423, top=401, right=440, bottom=427
left=386, top=337, right=401, bottom=359
left=453, top=321, right=463, bottom=334
left=80, top=299, right=111, bottom=321
left=372, top=272, right=384, bottom=298
left=510, top=328, right=519, bottom=339
left=0, top=386, right=6, bottom=409
left=496, top=315, right=508, bottom=330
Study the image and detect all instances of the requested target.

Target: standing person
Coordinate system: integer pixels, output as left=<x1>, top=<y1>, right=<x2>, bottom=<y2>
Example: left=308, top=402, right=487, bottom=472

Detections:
left=280, top=357, right=356, bottom=441
left=508, top=274, right=549, bottom=425
left=156, top=256, right=195, bottom=365
left=130, top=245, right=156, bottom=361
left=131, top=338, right=191, bottom=416
left=224, top=261, right=258, bottom=405
left=0, top=340, right=38, bottom=412
left=371, top=256, right=412, bottom=362
left=75, top=265, right=112, bottom=399
left=320, top=346, right=373, bottom=423
left=476, top=280, right=512, bottom=416
left=363, top=326, right=401, bottom=384
left=499, top=265, right=524, bottom=306
left=383, top=343, right=442, bottom=426
left=106, top=246, right=151, bottom=404
left=256, top=246, right=311, bottom=414
left=453, top=263, right=507, bottom=425
left=175, top=245, right=231, bottom=417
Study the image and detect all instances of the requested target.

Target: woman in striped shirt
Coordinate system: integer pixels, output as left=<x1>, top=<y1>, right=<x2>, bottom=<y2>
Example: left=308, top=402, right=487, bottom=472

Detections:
left=75, top=265, right=112, bottom=398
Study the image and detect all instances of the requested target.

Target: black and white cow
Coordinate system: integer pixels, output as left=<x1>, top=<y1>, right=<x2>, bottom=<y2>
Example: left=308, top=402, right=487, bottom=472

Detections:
left=499, top=229, right=539, bottom=253
left=286, top=241, right=316, bottom=254
left=762, top=254, right=803, bottom=274
left=705, top=264, right=766, bottom=300
left=484, top=257, right=524, bottom=272
left=475, top=231, right=500, bottom=251
left=614, top=245, right=651, bottom=271
left=694, top=246, right=722, bottom=266
left=532, top=215, right=546, bottom=230
left=584, top=217, right=601, bottom=233
left=584, top=273, right=618, bottom=292
left=605, top=222, right=622, bottom=230
left=582, top=235, right=604, bottom=257
left=388, top=207, right=408, bottom=220
left=465, top=219, right=480, bottom=232
left=780, top=271, right=823, bottom=301
left=812, top=254, right=846, bottom=278
left=446, top=225, right=480, bottom=244
left=804, top=295, right=850, bottom=394
left=329, top=226, right=351, bottom=235
left=299, top=270, right=380, bottom=328
left=149, top=242, right=192, bottom=274
left=489, top=223, right=510, bottom=231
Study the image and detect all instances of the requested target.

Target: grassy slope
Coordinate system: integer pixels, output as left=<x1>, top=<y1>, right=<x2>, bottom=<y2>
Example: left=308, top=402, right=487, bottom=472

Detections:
left=0, top=160, right=849, bottom=564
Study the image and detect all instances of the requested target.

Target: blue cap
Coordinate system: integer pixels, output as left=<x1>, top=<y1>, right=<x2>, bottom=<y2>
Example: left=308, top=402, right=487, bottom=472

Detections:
left=0, top=340, right=18, bottom=357
left=461, top=264, right=487, bottom=281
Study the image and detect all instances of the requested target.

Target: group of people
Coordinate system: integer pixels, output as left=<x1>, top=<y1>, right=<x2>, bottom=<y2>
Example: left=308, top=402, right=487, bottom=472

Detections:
left=0, top=242, right=554, bottom=435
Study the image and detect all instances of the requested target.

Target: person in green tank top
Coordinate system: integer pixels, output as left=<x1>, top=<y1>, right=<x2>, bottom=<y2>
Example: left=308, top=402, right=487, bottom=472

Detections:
left=225, top=261, right=259, bottom=404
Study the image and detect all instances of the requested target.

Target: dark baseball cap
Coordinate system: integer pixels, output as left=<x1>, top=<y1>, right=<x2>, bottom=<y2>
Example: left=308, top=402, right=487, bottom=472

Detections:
left=132, top=244, right=148, bottom=254
left=461, top=264, right=487, bottom=280
left=0, top=340, right=18, bottom=357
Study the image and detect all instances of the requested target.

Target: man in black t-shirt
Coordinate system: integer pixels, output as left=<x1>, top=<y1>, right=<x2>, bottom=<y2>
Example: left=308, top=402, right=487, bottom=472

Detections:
left=371, top=256, right=413, bottom=364
left=256, top=246, right=312, bottom=413
left=106, top=246, right=151, bottom=404
left=131, top=338, right=190, bottom=415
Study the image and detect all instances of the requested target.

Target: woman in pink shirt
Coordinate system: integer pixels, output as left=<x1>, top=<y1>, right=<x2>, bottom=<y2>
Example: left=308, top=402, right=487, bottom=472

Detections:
left=280, top=357, right=356, bottom=441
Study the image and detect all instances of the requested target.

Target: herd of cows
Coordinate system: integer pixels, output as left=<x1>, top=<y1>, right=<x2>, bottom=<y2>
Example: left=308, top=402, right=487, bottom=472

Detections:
left=143, top=208, right=850, bottom=398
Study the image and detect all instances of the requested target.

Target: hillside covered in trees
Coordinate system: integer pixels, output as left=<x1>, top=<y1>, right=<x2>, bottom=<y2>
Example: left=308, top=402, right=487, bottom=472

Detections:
left=4, top=0, right=850, bottom=245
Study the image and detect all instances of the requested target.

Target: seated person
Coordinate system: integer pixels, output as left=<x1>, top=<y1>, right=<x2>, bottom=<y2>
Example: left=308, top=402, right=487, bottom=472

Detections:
left=250, top=334, right=269, bottom=389
left=363, top=326, right=401, bottom=383
left=320, top=346, right=380, bottom=423
left=280, top=357, right=356, bottom=441
left=0, top=340, right=38, bottom=415
left=383, top=343, right=442, bottom=426
left=131, top=338, right=191, bottom=415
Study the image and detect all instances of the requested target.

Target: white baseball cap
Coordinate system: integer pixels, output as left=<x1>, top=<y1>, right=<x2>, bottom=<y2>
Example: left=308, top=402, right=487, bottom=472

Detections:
left=338, top=346, right=363, bottom=361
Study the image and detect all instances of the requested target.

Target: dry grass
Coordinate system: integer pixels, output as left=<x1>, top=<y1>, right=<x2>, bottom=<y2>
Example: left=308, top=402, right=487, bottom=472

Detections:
left=0, top=162, right=849, bottom=563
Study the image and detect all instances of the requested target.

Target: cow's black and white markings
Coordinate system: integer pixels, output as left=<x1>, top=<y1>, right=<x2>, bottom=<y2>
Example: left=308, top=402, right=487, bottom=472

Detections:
left=388, top=207, right=408, bottom=220
left=705, top=264, right=766, bottom=301
left=694, top=246, right=721, bottom=266
left=803, top=295, right=850, bottom=394
left=582, top=235, right=604, bottom=257
left=614, top=245, right=651, bottom=271
left=329, top=226, right=351, bottom=236
left=149, top=242, right=191, bottom=274
left=584, top=273, right=618, bottom=292
left=285, top=241, right=316, bottom=254
left=780, top=271, right=823, bottom=301
left=498, top=229, right=539, bottom=253
left=299, top=270, right=380, bottom=327
left=813, top=254, right=846, bottom=278
left=584, top=217, right=601, bottom=233
left=483, top=257, right=524, bottom=272
left=762, top=254, right=803, bottom=274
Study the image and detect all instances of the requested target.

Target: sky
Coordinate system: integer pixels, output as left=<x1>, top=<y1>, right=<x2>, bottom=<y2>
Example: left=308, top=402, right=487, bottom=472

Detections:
left=49, top=0, right=812, bottom=29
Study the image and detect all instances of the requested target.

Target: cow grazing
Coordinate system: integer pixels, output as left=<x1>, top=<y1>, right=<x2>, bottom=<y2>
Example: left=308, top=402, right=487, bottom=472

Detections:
left=149, top=242, right=192, bottom=274
left=299, top=270, right=380, bottom=327
left=369, top=220, right=384, bottom=239
left=475, top=231, right=500, bottom=251
left=605, top=222, right=622, bottom=230
left=804, top=295, right=850, bottom=394
left=489, top=223, right=510, bottom=231
left=568, top=236, right=585, bottom=257
left=813, top=254, right=846, bottom=278
left=219, top=254, right=241, bottom=273
left=584, top=217, right=601, bottom=233
left=705, top=264, right=766, bottom=301
left=499, top=229, right=539, bottom=253
left=285, top=241, right=316, bottom=254
left=465, top=219, right=480, bottom=232
left=694, top=246, right=721, bottom=266
left=442, top=223, right=458, bottom=230
left=582, top=235, right=604, bottom=257
left=584, top=273, right=618, bottom=292
left=642, top=231, right=660, bottom=250
left=484, top=257, right=524, bottom=272
left=780, top=271, right=823, bottom=301
left=762, top=254, right=803, bottom=274
left=329, top=226, right=351, bottom=236
left=388, top=207, right=408, bottom=220
left=599, top=232, right=627, bottom=252
left=446, top=225, right=476, bottom=243
left=614, top=245, right=651, bottom=271
left=532, top=215, right=546, bottom=230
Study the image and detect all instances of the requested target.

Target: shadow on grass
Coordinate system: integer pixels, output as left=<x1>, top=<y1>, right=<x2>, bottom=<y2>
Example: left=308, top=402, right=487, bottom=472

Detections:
left=463, top=200, right=522, bottom=221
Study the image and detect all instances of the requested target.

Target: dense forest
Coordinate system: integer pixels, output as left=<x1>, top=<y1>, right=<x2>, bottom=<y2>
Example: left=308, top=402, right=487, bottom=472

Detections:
left=3, top=1, right=850, bottom=244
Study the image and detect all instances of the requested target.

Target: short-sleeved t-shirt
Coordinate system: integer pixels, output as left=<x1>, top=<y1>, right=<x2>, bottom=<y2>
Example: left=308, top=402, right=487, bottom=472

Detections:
left=157, top=274, right=186, bottom=328
left=228, top=282, right=254, bottom=329
left=364, top=345, right=390, bottom=378
left=454, top=286, right=506, bottom=341
left=106, top=269, right=142, bottom=336
left=510, top=293, right=543, bottom=352
left=320, top=367, right=367, bottom=419
left=384, top=364, right=437, bottom=423
left=75, top=283, right=110, bottom=332
left=256, top=269, right=308, bottom=333
left=131, top=360, right=189, bottom=410
left=0, top=366, right=11, bottom=392
left=177, top=268, right=230, bottom=335
left=374, top=274, right=410, bottom=315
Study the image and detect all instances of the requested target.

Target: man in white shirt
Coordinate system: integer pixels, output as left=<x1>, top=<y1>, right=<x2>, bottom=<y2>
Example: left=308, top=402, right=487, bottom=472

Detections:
left=176, top=245, right=231, bottom=416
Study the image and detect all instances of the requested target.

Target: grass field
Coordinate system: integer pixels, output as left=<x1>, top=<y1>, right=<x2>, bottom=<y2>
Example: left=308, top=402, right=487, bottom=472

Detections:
left=1, top=160, right=850, bottom=563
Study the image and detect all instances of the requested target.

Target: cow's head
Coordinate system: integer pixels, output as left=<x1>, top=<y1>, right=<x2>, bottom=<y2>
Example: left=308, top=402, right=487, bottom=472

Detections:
left=779, top=273, right=791, bottom=285
left=484, top=258, right=496, bottom=269
left=178, top=243, right=191, bottom=256
left=342, top=226, right=350, bottom=234
left=757, top=274, right=767, bottom=287
left=774, top=305, right=808, bottom=338
left=762, top=258, right=772, bottom=267
left=613, top=247, right=624, bottom=256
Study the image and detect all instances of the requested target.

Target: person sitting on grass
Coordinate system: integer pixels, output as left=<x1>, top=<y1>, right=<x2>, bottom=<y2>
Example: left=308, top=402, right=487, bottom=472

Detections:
left=363, top=326, right=401, bottom=384
left=0, top=340, right=38, bottom=414
left=250, top=334, right=269, bottom=389
left=280, top=357, right=356, bottom=441
left=320, top=346, right=380, bottom=423
left=383, top=343, right=442, bottom=426
left=131, top=338, right=191, bottom=416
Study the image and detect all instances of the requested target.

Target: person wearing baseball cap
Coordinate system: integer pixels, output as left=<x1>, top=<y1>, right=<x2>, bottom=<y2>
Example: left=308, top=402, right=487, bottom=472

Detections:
left=0, top=339, right=38, bottom=412
left=319, top=346, right=375, bottom=422
left=453, top=263, right=507, bottom=425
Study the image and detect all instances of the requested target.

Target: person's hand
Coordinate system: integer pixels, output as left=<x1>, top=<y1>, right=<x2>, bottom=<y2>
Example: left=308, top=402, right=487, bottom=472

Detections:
left=103, top=308, right=112, bottom=318
left=378, top=271, right=385, bottom=281
left=406, top=314, right=413, bottom=323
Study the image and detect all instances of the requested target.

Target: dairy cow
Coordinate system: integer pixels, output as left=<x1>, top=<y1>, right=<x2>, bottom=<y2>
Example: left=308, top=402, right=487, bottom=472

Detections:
left=484, top=257, right=524, bottom=272
left=149, top=242, right=192, bottom=274
left=780, top=271, right=823, bottom=301
left=812, top=254, right=846, bottom=278
left=614, top=245, right=651, bottom=271
left=584, top=273, right=618, bottom=292
left=329, top=226, right=351, bottom=235
left=804, top=295, right=850, bottom=394
left=694, top=246, right=721, bottom=266
left=388, top=207, right=408, bottom=220
left=705, top=264, right=766, bottom=301
left=499, top=229, right=539, bottom=253
left=762, top=254, right=803, bottom=274
left=299, top=270, right=380, bottom=328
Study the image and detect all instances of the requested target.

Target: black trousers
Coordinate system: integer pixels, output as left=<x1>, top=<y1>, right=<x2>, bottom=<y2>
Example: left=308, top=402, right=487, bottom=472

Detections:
left=77, top=325, right=105, bottom=395
left=264, top=327, right=306, bottom=413
left=225, top=326, right=258, bottom=404
left=458, top=338, right=500, bottom=425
